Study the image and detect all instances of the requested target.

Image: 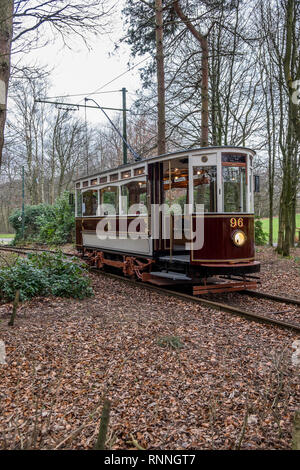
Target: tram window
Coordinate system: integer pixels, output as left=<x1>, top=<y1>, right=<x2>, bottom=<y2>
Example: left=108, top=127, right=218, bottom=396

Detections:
left=100, top=186, right=119, bottom=214
left=222, top=153, right=246, bottom=164
left=82, top=190, right=98, bottom=216
left=193, top=166, right=217, bottom=212
left=163, top=164, right=188, bottom=214
left=76, top=190, right=82, bottom=217
left=223, top=167, right=246, bottom=212
left=121, top=181, right=147, bottom=214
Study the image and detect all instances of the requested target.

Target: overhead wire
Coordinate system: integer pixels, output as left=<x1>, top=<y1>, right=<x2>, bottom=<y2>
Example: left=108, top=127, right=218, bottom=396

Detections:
left=43, top=90, right=124, bottom=100
left=76, top=55, right=151, bottom=106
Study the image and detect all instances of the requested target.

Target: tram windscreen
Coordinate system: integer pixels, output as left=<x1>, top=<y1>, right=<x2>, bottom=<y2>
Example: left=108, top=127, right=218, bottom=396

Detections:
left=193, top=166, right=217, bottom=212
left=223, top=166, right=246, bottom=212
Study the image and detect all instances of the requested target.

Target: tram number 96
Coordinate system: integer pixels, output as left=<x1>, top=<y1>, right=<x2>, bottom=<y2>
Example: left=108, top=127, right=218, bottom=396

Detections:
left=230, top=217, right=244, bottom=228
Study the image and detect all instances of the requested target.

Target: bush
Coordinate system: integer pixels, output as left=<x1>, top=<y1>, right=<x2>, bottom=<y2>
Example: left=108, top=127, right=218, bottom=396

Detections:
left=0, top=252, right=93, bottom=301
left=9, top=192, right=75, bottom=245
left=255, top=219, right=267, bottom=245
left=9, top=204, right=54, bottom=243
left=36, top=192, right=75, bottom=245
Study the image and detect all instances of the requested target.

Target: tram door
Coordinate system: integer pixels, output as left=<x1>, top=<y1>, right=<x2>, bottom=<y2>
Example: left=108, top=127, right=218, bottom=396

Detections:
left=148, top=162, right=164, bottom=254
left=187, top=154, right=219, bottom=256
left=149, top=161, right=181, bottom=256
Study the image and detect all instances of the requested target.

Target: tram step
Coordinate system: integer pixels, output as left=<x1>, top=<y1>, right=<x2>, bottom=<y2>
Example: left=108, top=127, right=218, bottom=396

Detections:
left=150, top=271, right=192, bottom=281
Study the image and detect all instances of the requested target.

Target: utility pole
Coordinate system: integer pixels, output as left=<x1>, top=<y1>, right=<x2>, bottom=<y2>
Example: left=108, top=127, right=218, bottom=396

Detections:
left=84, top=102, right=89, bottom=175
left=122, top=87, right=127, bottom=165
left=85, top=98, right=141, bottom=162
left=36, top=92, right=140, bottom=165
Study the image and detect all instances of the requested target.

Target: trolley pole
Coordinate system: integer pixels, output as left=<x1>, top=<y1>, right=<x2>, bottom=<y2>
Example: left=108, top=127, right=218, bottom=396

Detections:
left=122, top=87, right=127, bottom=165
left=21, top=166, right=25, bottom=239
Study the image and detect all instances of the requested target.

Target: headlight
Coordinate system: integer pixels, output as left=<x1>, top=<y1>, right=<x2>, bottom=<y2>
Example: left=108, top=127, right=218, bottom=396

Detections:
left=232, top=230, right=247, bottom=247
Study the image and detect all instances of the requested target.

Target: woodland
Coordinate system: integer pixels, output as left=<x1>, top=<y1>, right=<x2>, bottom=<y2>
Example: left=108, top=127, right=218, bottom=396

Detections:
left=0, top=0, right=299, bottom=254
left=0, top=1, right=300, bottom=452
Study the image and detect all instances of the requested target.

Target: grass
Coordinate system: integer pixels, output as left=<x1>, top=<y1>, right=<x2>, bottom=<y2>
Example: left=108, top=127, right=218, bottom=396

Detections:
left=0, top=234, right=14, bottom=239
left=157, top=336, right=184, bottom=350
left=260, top=214, right=300, bottom=243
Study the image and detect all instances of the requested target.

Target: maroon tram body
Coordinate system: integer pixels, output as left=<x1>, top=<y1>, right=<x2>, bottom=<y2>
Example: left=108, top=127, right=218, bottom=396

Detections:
left=75, top=146, right=260, bottom=294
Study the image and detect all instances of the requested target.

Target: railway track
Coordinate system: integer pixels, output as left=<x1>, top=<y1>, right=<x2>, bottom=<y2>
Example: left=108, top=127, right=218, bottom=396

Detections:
left=0, top=245, right=299, bottom=334
left=0, top=245, right=77, bottom=257
left=89, top=268, right=300, bottom=334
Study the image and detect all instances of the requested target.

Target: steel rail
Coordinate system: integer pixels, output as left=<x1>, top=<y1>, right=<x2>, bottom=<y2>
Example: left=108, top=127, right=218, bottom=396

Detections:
left=241, top=289, right=300, bottom=306
left=90, top=269, right=300, bottom=334
left=0, top=246, right=77, bottom=257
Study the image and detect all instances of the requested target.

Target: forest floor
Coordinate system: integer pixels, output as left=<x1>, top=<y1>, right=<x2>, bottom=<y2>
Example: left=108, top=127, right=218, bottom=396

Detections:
left=0, top=246, right=299, bottom=450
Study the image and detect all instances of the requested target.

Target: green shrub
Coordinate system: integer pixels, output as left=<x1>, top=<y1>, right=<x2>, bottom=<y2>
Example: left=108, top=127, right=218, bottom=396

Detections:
left=255, top=218, right=268, bottom=245
left=0, top=252, right=93, bottom=301
left=36, top=192, right=75, bottom=245
left=0, top=258, right=48, bottom=301
left=9, top=192, right=75, bottom=245
left=9, top=204, right=54, bottom=243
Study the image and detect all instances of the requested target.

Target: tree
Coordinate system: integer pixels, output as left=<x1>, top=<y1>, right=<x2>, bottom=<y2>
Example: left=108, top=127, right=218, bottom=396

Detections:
left=173, top=0, right=209, bottom=147
left=49, top=109, right=86, bottom=201
left=0, top=1, right=14, bottom=169
left=256, top=0, right=300, bottom=255
left=155, top=0, right=166, bottom=155
left=283, top=0, right=300, bottom=143
left=122, top=0, right=262, bottom=150
left=0, top=0, right=112, bottom=169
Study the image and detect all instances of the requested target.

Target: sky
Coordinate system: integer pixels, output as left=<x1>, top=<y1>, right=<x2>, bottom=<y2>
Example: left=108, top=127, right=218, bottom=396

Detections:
left=12, top=1, right=149, bottom=126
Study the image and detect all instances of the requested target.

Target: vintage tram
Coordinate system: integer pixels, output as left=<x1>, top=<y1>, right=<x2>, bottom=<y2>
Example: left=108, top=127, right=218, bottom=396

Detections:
left=75, top=146, right=260, bottom=294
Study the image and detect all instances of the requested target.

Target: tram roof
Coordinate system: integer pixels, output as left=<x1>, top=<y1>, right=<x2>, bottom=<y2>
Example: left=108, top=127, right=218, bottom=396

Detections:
left=74, top=145, right=256, bottom=182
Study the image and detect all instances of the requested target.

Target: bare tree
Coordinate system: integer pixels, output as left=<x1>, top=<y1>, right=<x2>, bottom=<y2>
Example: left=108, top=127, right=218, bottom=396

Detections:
left=0, top=0, right=112, bottom=169
left=256, top=0, right=300, bottom=255
left=155, top=0, right=166, bottom=155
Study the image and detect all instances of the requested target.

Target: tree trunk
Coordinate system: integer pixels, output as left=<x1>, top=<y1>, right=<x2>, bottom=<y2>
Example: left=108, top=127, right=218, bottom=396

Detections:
left=277, top=194, right=284, bottom=254
left=201, top=37, right=209, bottom=147
left=94, top=399, right=111, bottom=450
left=174, top=0, right=209, bottom=147
left=0, top=0, right=14, bottom=170
left=283, top=0, right=300, bottom=143
left=155, top=0, right=166, bottom=156
left=8, top=290, right=20, bottom=327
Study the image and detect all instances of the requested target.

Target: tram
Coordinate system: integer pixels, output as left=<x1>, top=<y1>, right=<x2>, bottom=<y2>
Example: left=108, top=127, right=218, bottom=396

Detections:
left=75, top=146, right=260, bottom=294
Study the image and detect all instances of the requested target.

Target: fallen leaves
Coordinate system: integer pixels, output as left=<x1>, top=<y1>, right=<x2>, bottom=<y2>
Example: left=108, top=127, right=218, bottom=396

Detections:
left=0, top=247, right=299, bottom=449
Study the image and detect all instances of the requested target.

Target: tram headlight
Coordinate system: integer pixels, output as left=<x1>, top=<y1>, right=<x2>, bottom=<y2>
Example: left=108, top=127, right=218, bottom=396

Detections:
left=232, top=230, right=247, bottom=247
